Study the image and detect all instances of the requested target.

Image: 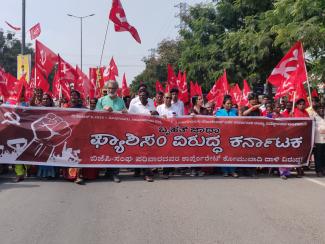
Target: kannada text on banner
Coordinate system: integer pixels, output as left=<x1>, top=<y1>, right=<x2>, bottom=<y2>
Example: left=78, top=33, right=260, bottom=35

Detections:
left=0, top=106, right=314, bottom=168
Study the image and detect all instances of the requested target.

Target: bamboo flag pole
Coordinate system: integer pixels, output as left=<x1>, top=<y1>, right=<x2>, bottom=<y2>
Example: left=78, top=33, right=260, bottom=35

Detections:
left=99, top=21, right=110, bottom=68
left=96, top=21, right=110, bottom=94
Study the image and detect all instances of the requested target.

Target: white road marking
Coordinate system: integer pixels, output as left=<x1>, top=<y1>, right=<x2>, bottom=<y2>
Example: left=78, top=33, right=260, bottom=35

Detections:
left=305, top=178, right=325, bottom=188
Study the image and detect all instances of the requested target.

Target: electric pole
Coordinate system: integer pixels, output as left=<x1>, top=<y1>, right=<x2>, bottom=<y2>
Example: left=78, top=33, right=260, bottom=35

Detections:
left=174, top=2, right=188, bottom=32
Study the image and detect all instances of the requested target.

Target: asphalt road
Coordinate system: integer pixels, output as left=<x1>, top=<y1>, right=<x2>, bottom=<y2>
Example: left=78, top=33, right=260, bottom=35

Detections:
left=0, top=172, right=325, bottom=244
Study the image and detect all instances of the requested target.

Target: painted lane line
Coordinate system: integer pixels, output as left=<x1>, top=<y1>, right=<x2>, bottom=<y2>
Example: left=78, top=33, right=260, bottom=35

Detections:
left=305, top=178, right=325, bottom=188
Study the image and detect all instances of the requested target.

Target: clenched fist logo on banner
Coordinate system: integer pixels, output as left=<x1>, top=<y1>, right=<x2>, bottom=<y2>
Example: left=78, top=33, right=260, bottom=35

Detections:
left=17, top=113, right=72, bottom=162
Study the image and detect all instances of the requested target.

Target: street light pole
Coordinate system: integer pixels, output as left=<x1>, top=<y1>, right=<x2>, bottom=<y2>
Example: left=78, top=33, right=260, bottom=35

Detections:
left=22, top=0, right=26, bottom=54
left=67, top=13, right=95, bottom=72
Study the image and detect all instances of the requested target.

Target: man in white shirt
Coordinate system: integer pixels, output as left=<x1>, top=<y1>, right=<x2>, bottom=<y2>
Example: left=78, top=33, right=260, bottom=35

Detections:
left=170, top=87, right=184, bottom=116
left=128, top=90, right=157, bottom=115
left=157, top=92, right=177, bottom=179
left=157, top=92, right=177, bottom=118
left=128, top=90, right=158, bottom=182
left=129, top=84, right=154, bottom=109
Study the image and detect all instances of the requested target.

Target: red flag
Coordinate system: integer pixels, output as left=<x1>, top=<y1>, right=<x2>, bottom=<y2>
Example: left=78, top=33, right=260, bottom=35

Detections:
left=75, top=66, right=91, bottom=99
left=29, top=23, right=41, bottom=40
left=58, top=56, right=77, bottom=83
left=54, top=56, right=77, bottom=100
left=5, top=21, right=21, bottom=31
left=268, top=41, right=307, bottom=87
left=311, top=89, right=319, bottom=98
left=240, top=79, right=251, bottom=106
left=155, top=80, right=164, bottom=93
left=89, top=68, right=98, bottom=98
left=290, top=82, right=309, bottom=107
left=195, top=82, right=203, bottom=97
left=166, top=64, right=177, bottom=92
left=230, top=84, right=242, bottom=105
left=178, top=71, right=189, bottom=103
left=52, top=71, right=71, bottom=101
left=5, top=73, right=24, bottom=104
left=109, top=0, right=141, bottom=44
left=121, top=73, right=130, bottom=97
left=35, top=40, right=58, bottom=77
left=31, top=67, right=50, bottom=92
left=176, top=71, right=182, bottom=87
left=0, top=67, right=9, bottom=98
left=103, top=57, right=118, bottom=82
left=190, top=81, right=196, bottom=98
left=274, top=77, right=295, bottom=100
left=206, top=70, right=229, bottom=101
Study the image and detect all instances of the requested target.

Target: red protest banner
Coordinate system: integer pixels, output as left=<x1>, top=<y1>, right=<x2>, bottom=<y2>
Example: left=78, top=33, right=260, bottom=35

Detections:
left=0, top=106, right=313, bottom=168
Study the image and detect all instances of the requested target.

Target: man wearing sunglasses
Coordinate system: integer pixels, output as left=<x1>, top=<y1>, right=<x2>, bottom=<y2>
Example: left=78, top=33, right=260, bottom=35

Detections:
left=157, top=92, right=177, bottom=118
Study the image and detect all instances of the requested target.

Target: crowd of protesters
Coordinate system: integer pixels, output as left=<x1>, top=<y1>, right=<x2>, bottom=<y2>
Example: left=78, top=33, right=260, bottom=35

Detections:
left=0, top=80, right=324, bottom=184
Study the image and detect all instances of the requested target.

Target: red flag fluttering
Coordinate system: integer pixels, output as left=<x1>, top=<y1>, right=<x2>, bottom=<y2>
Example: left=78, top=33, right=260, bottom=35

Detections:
left=240, top=79, right=251, bottom=106
left=29, top=23, right=41, bottom=40
left=195, top=82, right=203, bottom=98
left=0, top=67, right=9, bottom=98
left=268, top=41, right=308, bottom=101
left=53, top=56, right=77, bottom=100
left=190, top=81, right=196, bottom=99
left=189, top=81, right=202, bottom=98
left=35, top=40, right=58, bottom=77
left=155, top=81, right=164, bottom=94
left=32, top=67, right=50, bottom=93
left=165, top=64, right=177, bottom=92
left=206, top=70, right=229, bottom=107
left=121, top=73, right=130, bottom=97
left=311, top=89, right=319, bottom=98
left=230, top=84, right=242, bottom=105
left=268, top=41, right=307, bottom=88
left=76, top=66, right=92, bottom=99
left=0, top=67, right=26, bottom=104
left=5, top=21, right=21, bottom=31
left=24, top=68, right=50, bottom=102
left=103, top=57, right=119, bottom=82
left=109, top=0, right=141, bottom=44
left=178, top=71, right=189, bottom=103
left=6, top=73, right=25, bottom=104
left=289, top=81, right=309, bottom=107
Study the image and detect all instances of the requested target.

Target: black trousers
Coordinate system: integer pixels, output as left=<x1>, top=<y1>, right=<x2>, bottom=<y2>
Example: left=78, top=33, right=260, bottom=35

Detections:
left=314, top=144, right=325, bottom=173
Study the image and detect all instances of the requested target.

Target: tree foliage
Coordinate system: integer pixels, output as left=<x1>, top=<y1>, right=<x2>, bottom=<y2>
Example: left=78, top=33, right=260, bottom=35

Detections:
left=131, top=39, right=181, bottom=95
left=132, top=0, right=325, bottom=94
left=0, top=30, right=34, bottom=76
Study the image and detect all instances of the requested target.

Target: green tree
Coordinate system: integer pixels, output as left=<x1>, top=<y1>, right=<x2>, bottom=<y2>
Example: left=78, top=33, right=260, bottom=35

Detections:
left=133, top=0, right=325, bottom=95
left=260, top=0, right=325, bottom=84
left=0, top=30, right=34, bottom=76
left=131, top=39, right=181, bottom=95
left=179, top=1, right=278, bottom=92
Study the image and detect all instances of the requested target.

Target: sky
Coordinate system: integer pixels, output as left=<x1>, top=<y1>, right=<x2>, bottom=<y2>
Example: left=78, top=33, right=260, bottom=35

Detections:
left=0, top=0, right=207, bottom=85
